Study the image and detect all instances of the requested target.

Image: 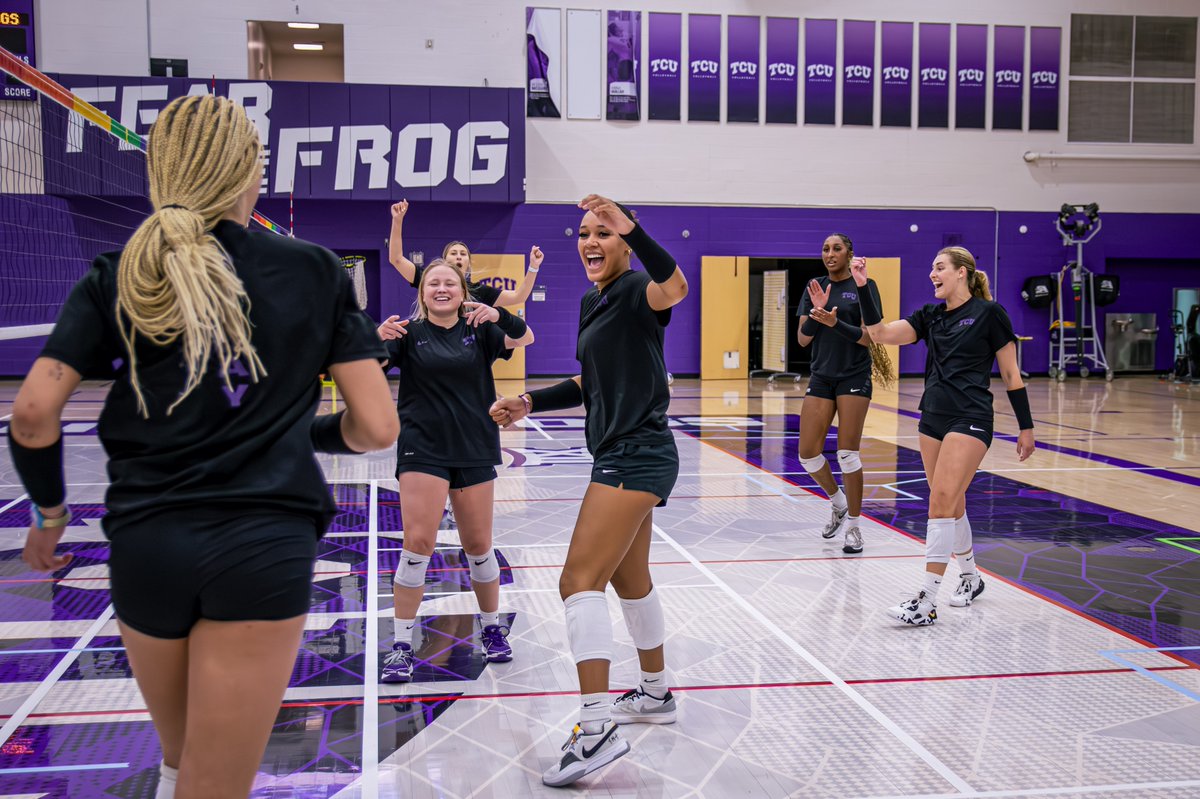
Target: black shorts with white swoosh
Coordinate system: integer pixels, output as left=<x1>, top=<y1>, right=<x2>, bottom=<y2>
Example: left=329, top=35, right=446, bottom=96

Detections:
left=805, top=371, right=873, bottom=401
left=917, top=412, right=993, bottom=448
left=590, top=440, right=680, bottom=507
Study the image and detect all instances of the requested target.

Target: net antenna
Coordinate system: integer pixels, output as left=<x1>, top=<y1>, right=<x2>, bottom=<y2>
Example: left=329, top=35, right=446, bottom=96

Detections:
left=0, top=47, right=288, bottom=355
left=339, top=256, right=369, bottom=311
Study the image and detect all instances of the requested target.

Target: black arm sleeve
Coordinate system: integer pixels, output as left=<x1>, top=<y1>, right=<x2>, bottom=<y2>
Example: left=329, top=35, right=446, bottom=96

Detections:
left=621, top=224, right=678, bottom=284
left=525, top=378, right=583, bottom=412
left=8, top=433, right=66, bottom=508
left=311, top=410, right=361, bottom=454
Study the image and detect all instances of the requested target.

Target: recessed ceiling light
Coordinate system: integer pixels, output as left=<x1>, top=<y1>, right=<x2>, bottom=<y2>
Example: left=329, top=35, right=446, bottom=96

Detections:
left=293, top=43, right=324, bottom=51
left=288, top=22, right=320, bottom=29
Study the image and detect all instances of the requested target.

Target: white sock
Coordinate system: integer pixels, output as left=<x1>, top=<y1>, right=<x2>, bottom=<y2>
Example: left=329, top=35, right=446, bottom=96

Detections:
left=640, top=669, right=668, bottom=699
left=156, top=762, right=178, bottom=799
left=831, top=489, right=847, bottom=510
left=922, top=572, right=943, bottom=602
left=393, top=617, right=417, bottom=647
left=480, top=610, right=500, bottom=627
left=845, top=515, right=860, bottom=528
left=579, top=692, right=610, bottom=734
left=958, top=550, right=977, bottom=578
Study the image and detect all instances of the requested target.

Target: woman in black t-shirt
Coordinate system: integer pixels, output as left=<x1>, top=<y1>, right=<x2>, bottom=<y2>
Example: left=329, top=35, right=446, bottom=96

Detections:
left=387, top=199, right=544, bottom=307
left=6, top=95, right=397, bottom=798
left=490, top=196, right=688, bottom=788
left=853, top=247, right=1035, bottom=626
left=377, top=260, right=534, bottom=685
left=796, top=234, right=895, bottom=555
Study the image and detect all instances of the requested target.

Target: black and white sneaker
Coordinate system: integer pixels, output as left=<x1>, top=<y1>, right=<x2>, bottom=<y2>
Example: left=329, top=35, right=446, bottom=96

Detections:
left=949, top=573, right=985, bottom=607
left=886, top=591, right=938, bottom=626
left=541, top=721, right=630, bottom=787
left=822, top=505, right=849, bottom=539
left=611, top=687, right=677, bottom=724
left=842, top=524, right=863, bottom=554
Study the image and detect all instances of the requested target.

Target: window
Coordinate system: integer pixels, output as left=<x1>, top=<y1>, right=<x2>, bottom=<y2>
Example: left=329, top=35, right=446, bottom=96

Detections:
left=1068, top=14, right=1196, bottom=143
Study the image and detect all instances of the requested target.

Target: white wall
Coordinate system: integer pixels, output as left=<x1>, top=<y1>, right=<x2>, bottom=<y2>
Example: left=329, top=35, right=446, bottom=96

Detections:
left=31, top=0, right=1200, bottom=212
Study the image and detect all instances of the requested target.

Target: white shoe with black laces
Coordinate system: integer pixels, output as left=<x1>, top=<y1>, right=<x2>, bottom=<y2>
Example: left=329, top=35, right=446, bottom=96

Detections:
left=611, top=687, right=677, bottom=724
left=949, top=573, right=985, bottom=607
left=541, top=721, right=630, bottom=787
left=886, top=591, right=938, bottom=626
left=822, top=505, right=849, bottom=539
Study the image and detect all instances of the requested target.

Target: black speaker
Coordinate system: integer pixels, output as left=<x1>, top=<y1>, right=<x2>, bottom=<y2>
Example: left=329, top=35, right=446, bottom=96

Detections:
left=1093, top=274, right=1120, bottom=306
left=1021, top=275, right=1057, bottom=308
left=150, top=58, right=189, bottom=78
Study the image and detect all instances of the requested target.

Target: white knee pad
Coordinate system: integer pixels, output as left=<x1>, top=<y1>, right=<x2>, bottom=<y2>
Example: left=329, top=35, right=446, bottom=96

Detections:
left=925, top=518, right=955, bottom=564
left=465, top=549, right=500, bottom=584
left=393, top=549, right=431, bottom=589
left=619, top=587, right=665, bottom=651
left=799, top=454, right=827, bottom=474
left=836, top=449, right=862, bottom=474
left=563, top=591, right=612, bottom=664
left=953, top=513, right=972, bottom=555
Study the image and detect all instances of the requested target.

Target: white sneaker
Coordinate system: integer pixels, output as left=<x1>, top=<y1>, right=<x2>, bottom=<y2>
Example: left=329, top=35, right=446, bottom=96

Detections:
left=822, top=505, right=849, bottom=539
left=886, top=591, right=938, bottom=626
left=541, top=721, right=630, bottom=787
left=842, top=524, right=863, bottom=554
left=949, top=573, right=985, bottom=607
left=611, top=687, right=677, bottom=724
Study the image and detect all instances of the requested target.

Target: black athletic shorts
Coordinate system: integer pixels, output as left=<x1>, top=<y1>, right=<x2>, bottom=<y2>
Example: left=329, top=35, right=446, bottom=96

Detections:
left=396, top=462, right=497, bottom=489
left=108, top=509, right=319, bottom=639
left=918, top=412, right=994, bottom=448
left=590, top=439, right=680, bottom=507
left=806, top=372, right=872, bottom=401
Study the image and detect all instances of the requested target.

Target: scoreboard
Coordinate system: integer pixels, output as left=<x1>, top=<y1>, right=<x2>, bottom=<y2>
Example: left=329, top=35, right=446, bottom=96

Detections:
left=1, top=0, right=35, bottom=100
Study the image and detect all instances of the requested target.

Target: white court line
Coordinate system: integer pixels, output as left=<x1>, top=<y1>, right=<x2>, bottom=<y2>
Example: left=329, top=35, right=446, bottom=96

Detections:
left=359, top=480, right=380, bottom=796
left=0, top=604, right=116, bottom=748
left=0, top=494, right=29, bottom=513
left=521, top=417, right=555, bottom=441
left=651, top=522, right=977, bottom=796
left=378, top=583, right=718, bottom=600
left=856, top=778, right=1200, bottom=799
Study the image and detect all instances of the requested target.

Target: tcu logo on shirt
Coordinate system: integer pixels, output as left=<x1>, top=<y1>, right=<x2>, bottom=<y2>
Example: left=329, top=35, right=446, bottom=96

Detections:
left=882, top=66, right=910, bottom=82
left=462, top=333, right=477, bottom=346
left=844, top=64, right=872, bottom=80
left=958, top=68, right=984, bottom=84
left=730, top=61, right=757, bottom=76
left=841, top=291, right=858, bottom=301
left=768, top=62, right=796, bottom=78
left=921, top=67, right=948, bottom=83
left=995, top=69, right=1022, bottom=86
left=223, top=360, right=253, bottom=408
left=957, top=318, right=976, bottom=327
left=691, top=59, right=719, bottom=75
left=1031, top=70, right=1057, bottom=86
left=807, top=63, right=834, bottom=79
left=650, top=58, right=679, bottom=75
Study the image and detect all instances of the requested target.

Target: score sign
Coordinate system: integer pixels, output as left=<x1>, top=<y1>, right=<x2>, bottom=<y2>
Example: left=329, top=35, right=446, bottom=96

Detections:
left=0, top=1, right=36, bottom=100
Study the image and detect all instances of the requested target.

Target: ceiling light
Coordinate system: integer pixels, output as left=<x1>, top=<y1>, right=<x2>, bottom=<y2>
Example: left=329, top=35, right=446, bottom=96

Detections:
left=293, top=43, right=324, bottom=51
left=288, top=22, right=320, bottom=29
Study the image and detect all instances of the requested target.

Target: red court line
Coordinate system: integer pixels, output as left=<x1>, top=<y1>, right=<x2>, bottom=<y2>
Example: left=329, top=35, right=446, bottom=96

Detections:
left=6, top=664, right=1190, bottom=720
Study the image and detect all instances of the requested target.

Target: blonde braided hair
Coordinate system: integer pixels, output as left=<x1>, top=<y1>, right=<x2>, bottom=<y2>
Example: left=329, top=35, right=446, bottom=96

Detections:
left=828, top=233, right=896, bottom=389
left=117, top=94, right=266, bottom=417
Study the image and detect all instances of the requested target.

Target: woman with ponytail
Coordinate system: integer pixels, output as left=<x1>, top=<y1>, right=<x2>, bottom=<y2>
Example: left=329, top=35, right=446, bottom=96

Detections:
left=7, top=94, right=397, bottom=797
left=851, top=246, right=1035, bottom=626
left=796, top=234, right=895, bottom=555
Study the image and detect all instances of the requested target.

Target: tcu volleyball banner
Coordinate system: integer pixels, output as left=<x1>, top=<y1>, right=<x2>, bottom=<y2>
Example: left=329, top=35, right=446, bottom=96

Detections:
left=647, top=13, right=681, bottom=121
left=688, top=14, right=721, bottom=122
left=918, top=22, right=950, bottom=128
left=1029, top=27, right=1061, bottom=131
left=956, top=24, right=987, bottom=129
left=726, top=16, right=760, bottom=123
left=804, top=18, right=836, bottom=125
left=764, top=17, right=798, bottom=124
left=525, top=7, right=561, bottom=118
left=606, top=11, right=640, bottom=121
left=842, top=20, right=875, bottom=126
left=46, top=74, right=525, bottom=202
left=993, top=26, right=1025, bottom=130
left=880, top=22, right=913, bottom=127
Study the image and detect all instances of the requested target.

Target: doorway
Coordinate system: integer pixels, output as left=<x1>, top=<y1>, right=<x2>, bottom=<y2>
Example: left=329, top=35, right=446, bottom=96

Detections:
left=748, top=258, right=825, bottom=375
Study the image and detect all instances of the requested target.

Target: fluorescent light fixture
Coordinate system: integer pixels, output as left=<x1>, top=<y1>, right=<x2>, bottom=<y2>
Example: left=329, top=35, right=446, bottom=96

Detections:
left=288, top=22, right=320, bottom=29
left=293, top=43, right=324, bottom=51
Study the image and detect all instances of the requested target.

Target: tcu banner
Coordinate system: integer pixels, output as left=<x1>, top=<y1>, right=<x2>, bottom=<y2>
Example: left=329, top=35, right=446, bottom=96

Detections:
left=647, top=12, right=682, bottom=121
left=880, top=22, right=913, bottom=127
left=842, top=20, right=875, bottom=126
left=727, top=16, right=760, bottom=123
left=918, top=22, right=950, bottom=128
left=804, top=18, right=837, bottom=125
left=606, top=11, right=641, bottom=121
left=46, top=74, right=525, bottom=202
left=993, top=26, right=1025, bottom=130
left=1029, top=27, right=1061, bottom=131
left=526, top=7, right=562, bottom=118
left=688, top=14, right=721, bottom=122
left=956, top=24, right=987, bottom=129
left=765, top=17, right=798, bottom=124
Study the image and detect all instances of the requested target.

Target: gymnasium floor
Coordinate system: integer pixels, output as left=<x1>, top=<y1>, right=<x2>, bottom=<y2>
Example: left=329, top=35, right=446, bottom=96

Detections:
left=0, top=376, right=1197, bottom=798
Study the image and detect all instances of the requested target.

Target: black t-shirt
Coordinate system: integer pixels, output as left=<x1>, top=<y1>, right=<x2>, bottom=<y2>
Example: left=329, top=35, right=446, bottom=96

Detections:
left=408, top=263, right=502, bottom=306
left=904, top=297, right=1017, bottom=420
left=577, top=270, right=673, bottom=456
left=41, top=220, right=385, bottom=534
left=384, top=317, right=512, bottom=468
left=797, top=276, right=880, bottom=379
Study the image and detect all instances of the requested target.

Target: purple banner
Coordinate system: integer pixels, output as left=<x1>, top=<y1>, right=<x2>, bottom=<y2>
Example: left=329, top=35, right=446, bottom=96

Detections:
left=842, top=20, right=875, bottom=126
left=1029, top=26, right=1061, bottom=131
left=765, top=17, right=798, bottom=124
left=727, top=16, right=760, bottom=123
left=918, top=23, right=950, bottom=128
left=526, top=7, right=560, bottom=118
left=688, top=14, right=721, bottom=122
left=647, top=13, right=681, bottom=121
left=993, top=26, right=1025, bottom=130
left=606, top=11, right=641, bottom=121
left=44, top=74, right=524, bottom=202
left=880, top=22, right=913, bottom=127
left=955, top=24, right=987, bottom=129
left=804, top=18, right=836, bottom=125
left=2, top=0, right=37, bottom=100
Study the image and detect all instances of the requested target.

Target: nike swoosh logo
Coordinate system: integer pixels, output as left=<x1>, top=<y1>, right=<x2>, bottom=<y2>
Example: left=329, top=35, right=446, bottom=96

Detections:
left=582, top=702, right=602, bottom=708
left=850, top=388, right=860, bottom=392
left=580, top=725, right=618, bottom=759
left=473, top=559, right=488, bottom=565
left=407, top=559, right=422, bottom=565
left=969, top=426, right=985, bottom=432
left=601, top=469, right=619, bottom=474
